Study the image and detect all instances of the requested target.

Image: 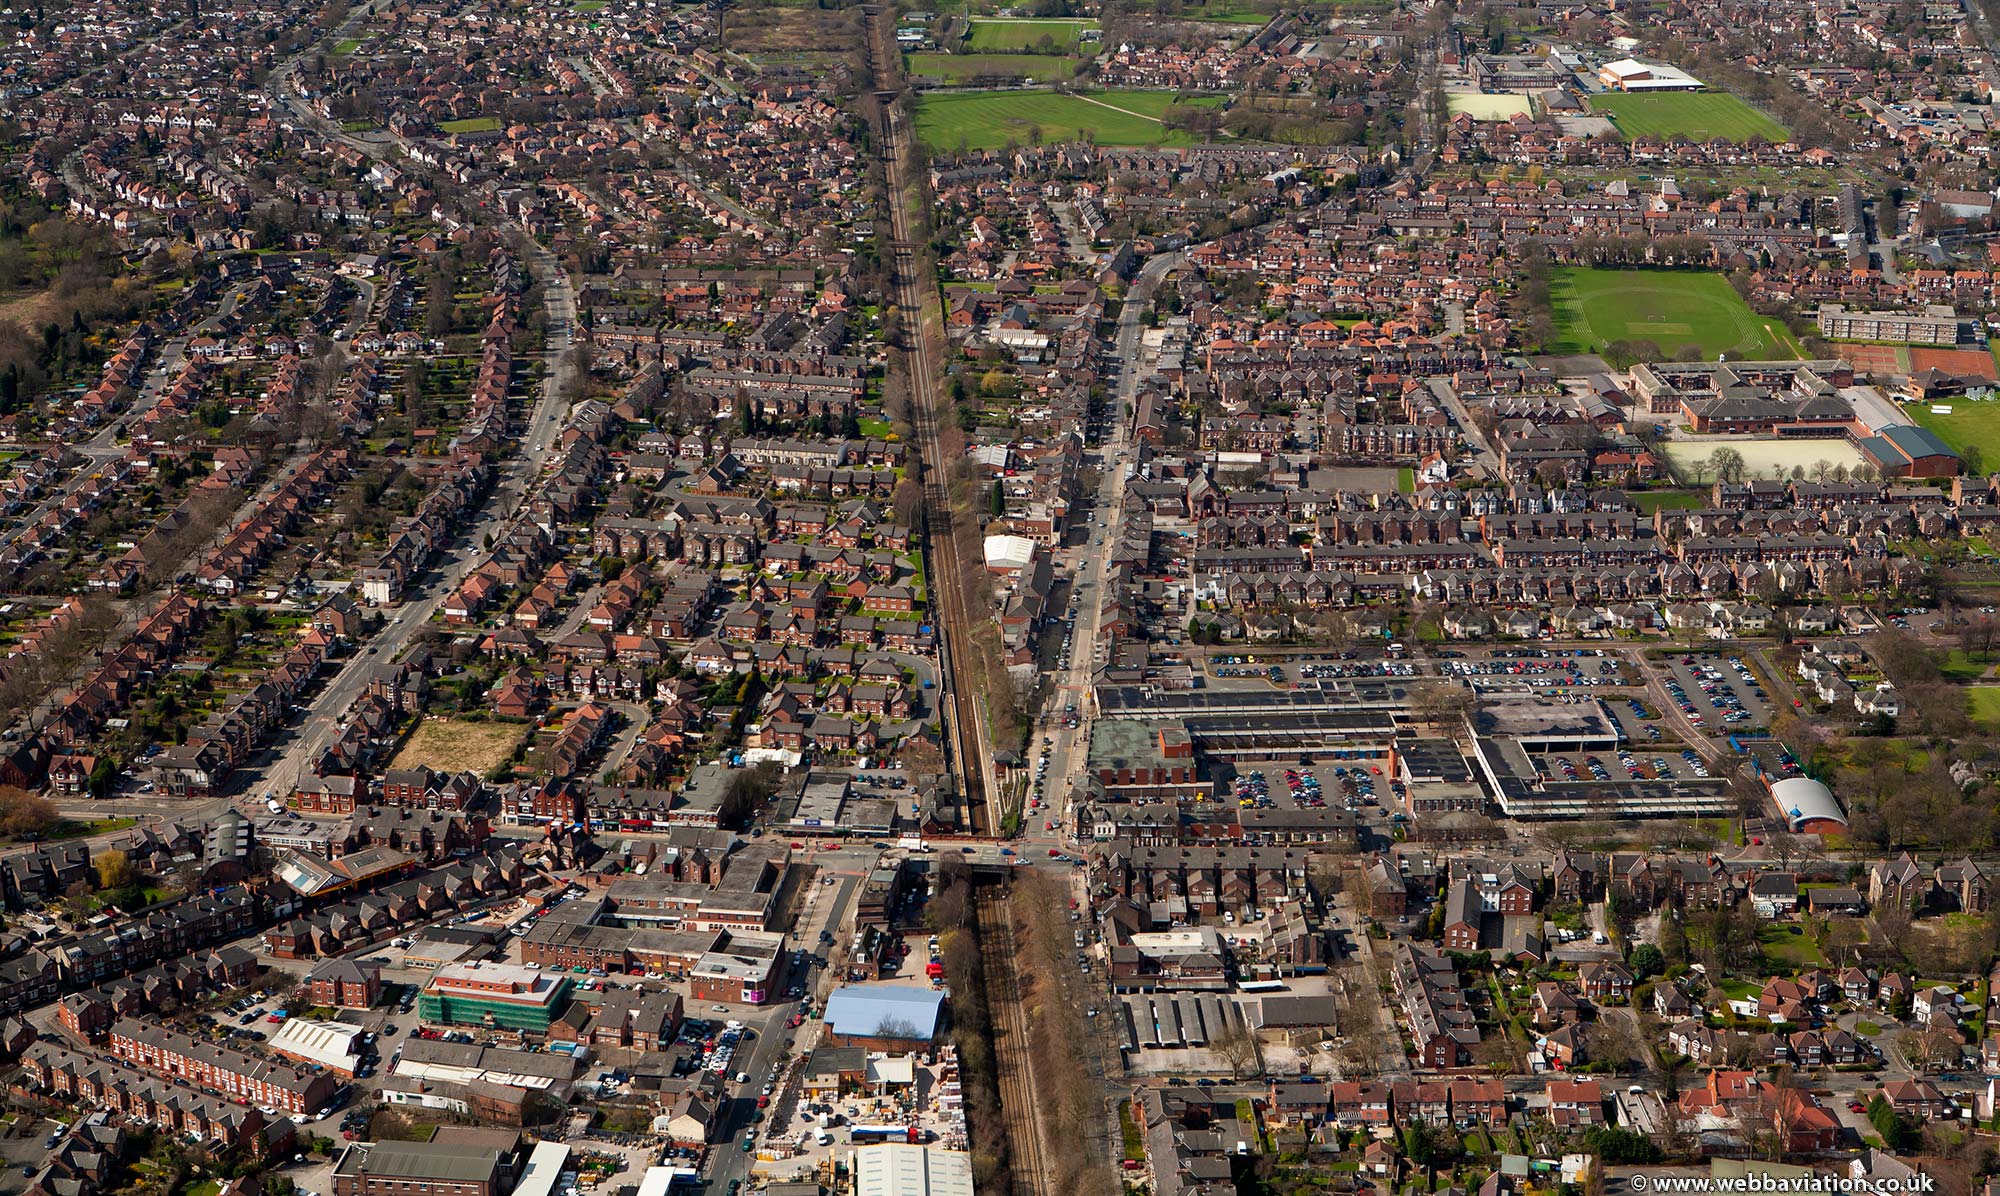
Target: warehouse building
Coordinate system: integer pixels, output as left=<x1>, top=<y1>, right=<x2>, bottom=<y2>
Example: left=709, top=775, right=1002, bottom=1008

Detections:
left=823, top=984, right=947, bottom=1051
left=267, top=1018, right=368, bottom=1077
left=851, top=1144, right=975, bottom=1196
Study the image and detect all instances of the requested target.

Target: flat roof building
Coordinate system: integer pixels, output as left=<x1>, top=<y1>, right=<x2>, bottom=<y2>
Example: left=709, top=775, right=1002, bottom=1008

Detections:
left=332, top=1139, right=514, bottom=1196
left=689, top=930, right=787, bottom=1006
left=419, top=962, right=572, bottom=1032
left=1818, top=304, right=1961, bottom=346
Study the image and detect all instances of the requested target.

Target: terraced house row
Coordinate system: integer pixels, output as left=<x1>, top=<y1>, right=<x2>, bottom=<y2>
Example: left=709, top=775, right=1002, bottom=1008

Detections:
left=18, top=1042, right=298, bottom=1156
left=107, top=1017, right=339, bottom=1114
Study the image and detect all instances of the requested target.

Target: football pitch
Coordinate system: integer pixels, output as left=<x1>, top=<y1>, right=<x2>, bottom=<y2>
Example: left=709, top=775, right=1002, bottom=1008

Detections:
left=963, top=17, right=1098, bottom=51
left=1550, top=268, right=1801, bottom=360
left=1586, top=92, right=1788, bottom=143
left=915, top=89, right=1213, bottom=150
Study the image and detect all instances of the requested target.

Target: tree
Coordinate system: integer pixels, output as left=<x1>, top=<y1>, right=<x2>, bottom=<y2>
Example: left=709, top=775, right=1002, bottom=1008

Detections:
left=1628, top=942, right=1665, bottom=981
left=0, top=788, right=58, bottom=839
left=1582, top=1126, right=1660, bottom=1164
left=94, top=848, right=135, bottom=891
left=892, top=478, right=925, bottom=529
left=1868, top=1095, right=1919, bottom=1150
left=716, top=763, right=780, bottom=828
left=1213, top=1021, right=1264, bottom=1079
left=1408, top=679, right=1475, bottom=728
left=1707, top=447, right=1747, bottom=484
left=873, top=1016, right=921, bottom=1043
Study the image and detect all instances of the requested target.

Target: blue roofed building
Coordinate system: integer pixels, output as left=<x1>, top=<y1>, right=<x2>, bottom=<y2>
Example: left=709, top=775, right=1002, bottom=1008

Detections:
left=822, top=984, right=947, bottom=1050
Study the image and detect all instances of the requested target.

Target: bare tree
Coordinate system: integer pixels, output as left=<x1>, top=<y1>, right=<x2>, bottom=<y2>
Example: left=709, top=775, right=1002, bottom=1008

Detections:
left=1213, top=1021, right=1264, bottom=1080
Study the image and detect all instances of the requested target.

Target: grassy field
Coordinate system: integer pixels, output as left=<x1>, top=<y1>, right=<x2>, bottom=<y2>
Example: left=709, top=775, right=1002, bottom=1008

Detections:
left=1941, top=649, right=1993, bottom=682
left=1588, top=92, right=1788, bottom=144
left=332, top=38, right=363, bottom=53
left=964, top=16, right=1097, bottom=50
left=40, top=816, right=137, bottom=844
left=1969, top=686, right=2000, bottom=726
left=439, top=116, right=503, bottom=134
left=1170, top=3, right=1269, bottom=18
left=1759, top=924, right=1827, bottom=969
left=391, top=718, right=522, bottom=775
left=905, top=52, right=1078, bottom=82
left=1550, top=268, right=1800, bottom=360
left=1909, top=399, right=2000, bottom=463
left=915, top=89, right=1214, bottom=150
left=1626, top=490, right=1705, bottom=513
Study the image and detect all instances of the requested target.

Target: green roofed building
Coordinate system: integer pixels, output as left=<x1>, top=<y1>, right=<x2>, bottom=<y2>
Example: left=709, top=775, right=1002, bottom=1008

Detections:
left=418, top=961, right=572, bottom=1032
left=1858, top=423, right=1959, bottom=479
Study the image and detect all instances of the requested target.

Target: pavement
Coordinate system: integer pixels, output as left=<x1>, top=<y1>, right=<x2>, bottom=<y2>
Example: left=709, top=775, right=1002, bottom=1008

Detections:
left=250, top=171, right=577, bottom=805
left=1028, top=250, right=1180, bottom=850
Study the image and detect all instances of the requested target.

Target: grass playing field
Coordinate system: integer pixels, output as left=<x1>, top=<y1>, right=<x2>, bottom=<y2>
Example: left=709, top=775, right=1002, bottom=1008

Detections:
left=963, top=17, right=1098, bottom=51
left=1550, top=268, right=1800, bottom=360
left=1909, top=399, right=2000, bottom=464
left=439, top=116, right=503, bottom=134
left=905, top=52, right=1078, bottom=83
left=1587, top=92, right=1788, bottom=144
left=914, top=89, right=1213, bottom=150
left=1971, top=686, right=2000, bottom=726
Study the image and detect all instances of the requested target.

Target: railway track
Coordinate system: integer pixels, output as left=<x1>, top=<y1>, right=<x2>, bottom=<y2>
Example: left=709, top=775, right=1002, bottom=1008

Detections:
left=976, top=887, right=1051, bottom=1196
left=861, top=3, right=993, bottom=836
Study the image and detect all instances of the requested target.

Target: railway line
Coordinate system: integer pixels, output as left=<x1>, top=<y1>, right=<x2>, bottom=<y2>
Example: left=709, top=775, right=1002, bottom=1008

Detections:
left=975, top=887, right=1052, bottom=1196
left=861, top=3, right=994, bottom=836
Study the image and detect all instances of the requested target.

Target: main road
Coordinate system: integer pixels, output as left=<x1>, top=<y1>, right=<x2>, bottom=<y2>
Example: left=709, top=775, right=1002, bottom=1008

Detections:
left=1032, top=250, right=1180, bottom=843
left=251, top=22, right=580, bottom=803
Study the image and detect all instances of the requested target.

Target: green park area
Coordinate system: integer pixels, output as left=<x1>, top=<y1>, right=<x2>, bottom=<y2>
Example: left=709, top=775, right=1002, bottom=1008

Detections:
left=963, top=17, right=1098, bottom=50
left=439, top=116, right=504, bottom=134
left=1969, top=686, right=2000, bottom=726
left=1587, top=91, right=1788, bottom=144
left=914, top=89, right=1218, bottom=151
left=1626, top=490, right=1704, bottom=514
left=1550, top=268, right=1800, bottom=360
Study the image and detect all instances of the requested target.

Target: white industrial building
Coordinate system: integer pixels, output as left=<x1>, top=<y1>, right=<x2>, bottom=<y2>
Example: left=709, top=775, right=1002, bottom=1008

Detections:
left=1596, top=58, right=1703, bottom=90
left=267, top=1018, right=367, bottom=1077
left=852, top=1144, right=976, bottom=1196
